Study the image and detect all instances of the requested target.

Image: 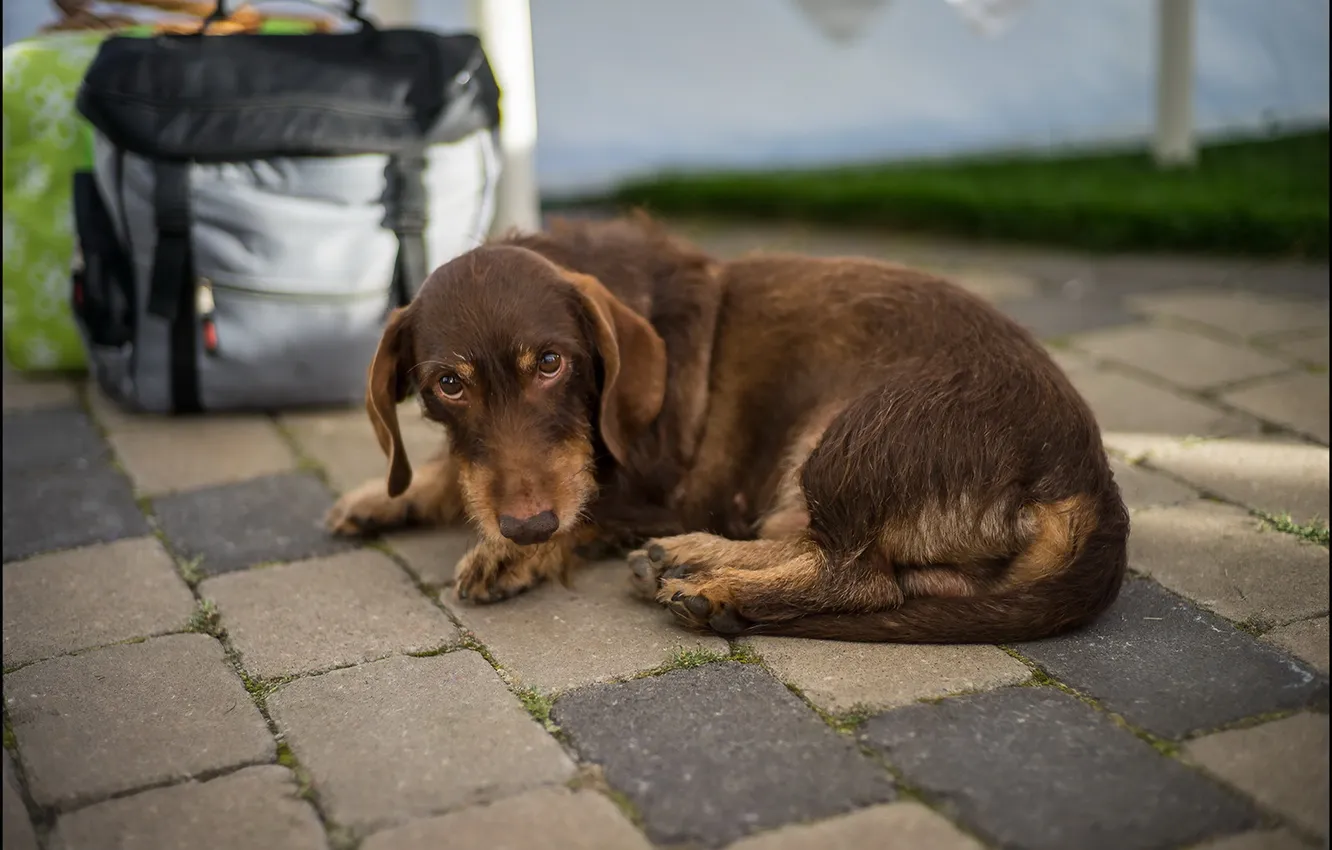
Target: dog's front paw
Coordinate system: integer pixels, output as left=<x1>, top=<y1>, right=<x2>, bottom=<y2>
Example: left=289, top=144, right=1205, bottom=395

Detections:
left=454, top=540, right=565, bottom=604
left=324, top=479, right=417, bottom=536
left=627, top=539, right=752, bottom=635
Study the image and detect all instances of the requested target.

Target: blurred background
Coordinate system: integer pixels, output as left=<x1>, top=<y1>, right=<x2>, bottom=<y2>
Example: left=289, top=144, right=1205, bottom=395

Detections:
left=8, top=0, right=1327, bottom=257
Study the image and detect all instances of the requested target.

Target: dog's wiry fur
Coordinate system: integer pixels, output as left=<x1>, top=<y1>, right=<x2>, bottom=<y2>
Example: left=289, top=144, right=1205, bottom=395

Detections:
left=326, top=214, right=1129, bottom=642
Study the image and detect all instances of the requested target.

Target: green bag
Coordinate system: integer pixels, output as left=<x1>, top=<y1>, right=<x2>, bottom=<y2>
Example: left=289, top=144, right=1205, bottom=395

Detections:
left=1, top=17, right=332, bottom=372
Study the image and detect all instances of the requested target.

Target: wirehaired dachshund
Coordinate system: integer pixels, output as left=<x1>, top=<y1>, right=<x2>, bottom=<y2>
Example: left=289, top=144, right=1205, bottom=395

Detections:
left=325, top=214, right=1129, bottom=642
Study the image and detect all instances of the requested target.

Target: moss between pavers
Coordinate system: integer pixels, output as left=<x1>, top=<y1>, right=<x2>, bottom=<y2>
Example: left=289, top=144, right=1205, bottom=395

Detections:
left=1001, top=646, right=1183, bottom=757
left=269, top=417, right=336, bottom=490
left=1254, top=511, right=1331, bottom=547
left=566, top=764, right=645, bottom=828
left=186, top=598, right=222, bottom=637
left=3, top=715, right=16, bottom=752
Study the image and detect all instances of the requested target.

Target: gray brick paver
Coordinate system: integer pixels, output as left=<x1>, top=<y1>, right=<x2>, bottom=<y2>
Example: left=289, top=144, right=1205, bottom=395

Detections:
left=1128, top=500, right=1329, bottom=628
left=47, top=765, right=329, bottom=850
left=1126, top=289, right=1329, bottom=339
left=3, top=537, right=196, bottom=668
left=1191, top=829, right=1320, bottom=850
left=1183, top=713, right=1330, bottom=839
left=1069, top=324, right=1292, bottom=390
left=552, top=662, right=895, bottom=849
left=1222, top=372, right=1331, bottom=445
left=1261, top=617, right=1331, bottom=675
left=384, top=526, right=478, bottom=588
left=1, top=370, right=80, bottom=412
left=1019, top=579, right=1328, bottom=739
left=266, top=651, right=573, bottom=835
left=3, top=633, right=274, bottom=810
left=2, top=751, right=38, bottom=850
left=1137, top=438, right=1329, bottom=525
left=860, top=687, right=1261, bottom=850
left=359, top=787, right=653, bottom=850
left=107, top=417, right=296, bottom=496
left=201, top=549, right=458, bottom=679
left=742, top=637, right=1029, bottom=713
left=723, top=801, right=984, bottom=850
left=444, top=560, right=728, bottom=692
left=152, top=473, right=353, bottom=575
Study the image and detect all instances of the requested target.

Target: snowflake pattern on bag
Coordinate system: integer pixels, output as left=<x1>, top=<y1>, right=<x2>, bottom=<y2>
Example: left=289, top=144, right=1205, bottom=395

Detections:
left=2, top=32, right=106, bottom=371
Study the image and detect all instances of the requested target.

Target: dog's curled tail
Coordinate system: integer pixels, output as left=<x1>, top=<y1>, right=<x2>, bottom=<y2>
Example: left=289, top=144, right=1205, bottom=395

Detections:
left=767, top=491, right=1130, bottom=644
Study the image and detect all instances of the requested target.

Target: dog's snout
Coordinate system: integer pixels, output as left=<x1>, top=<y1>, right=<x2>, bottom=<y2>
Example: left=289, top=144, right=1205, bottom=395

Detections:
left=497, top=510, right=560, bottom=545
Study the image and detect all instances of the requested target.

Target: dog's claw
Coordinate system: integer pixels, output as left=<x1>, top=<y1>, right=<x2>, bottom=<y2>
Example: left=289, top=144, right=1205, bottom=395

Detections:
left=671, top=591, right=685, bottom=602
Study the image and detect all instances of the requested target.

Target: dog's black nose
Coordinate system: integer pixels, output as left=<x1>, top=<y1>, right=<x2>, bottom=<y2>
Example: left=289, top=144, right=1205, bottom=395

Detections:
left=497, top=510, right=559, bottom=545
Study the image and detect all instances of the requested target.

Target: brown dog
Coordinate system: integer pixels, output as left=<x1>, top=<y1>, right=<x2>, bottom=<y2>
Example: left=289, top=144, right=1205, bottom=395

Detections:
left=326, top=215, right=1129, bottom=642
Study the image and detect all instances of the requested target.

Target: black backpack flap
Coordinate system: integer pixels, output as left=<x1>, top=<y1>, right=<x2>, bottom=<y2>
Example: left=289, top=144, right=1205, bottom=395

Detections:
left=76, top=30, right=501, bottom=162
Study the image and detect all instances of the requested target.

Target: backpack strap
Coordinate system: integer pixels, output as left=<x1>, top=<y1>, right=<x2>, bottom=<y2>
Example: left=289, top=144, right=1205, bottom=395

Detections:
left=385, top=146, right=429, bottom=307
left=146, top=161, right=202, bottom=413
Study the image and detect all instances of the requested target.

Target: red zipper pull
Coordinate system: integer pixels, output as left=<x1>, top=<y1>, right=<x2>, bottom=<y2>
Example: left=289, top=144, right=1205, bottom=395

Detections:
left=197, top=279, right=219, bottom=355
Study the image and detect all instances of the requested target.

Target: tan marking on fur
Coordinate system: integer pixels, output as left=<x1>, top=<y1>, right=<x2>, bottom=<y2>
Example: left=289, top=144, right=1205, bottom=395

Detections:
left=516, top=348, right=536, bottom=373
left=898, top=566, right=986, bottom=599
left=457, top=436, right=596, bottom=544
left=325, top=450, right=464, bottom=535
left=454, top=536, right=575, bottom=603
left=1004, top=494, right=1098, bottom=588
left=754, top=404, right=845, bottom=539
left=455, top=361, right=475, bottom=381
left=879, top=493, right=1022, bottom=567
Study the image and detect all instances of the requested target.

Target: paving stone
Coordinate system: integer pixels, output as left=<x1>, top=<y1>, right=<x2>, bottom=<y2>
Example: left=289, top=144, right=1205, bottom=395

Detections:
left=2, top=370, right=80, bottom=412
left=998, top=291, right=1139, bottom=339
left=1018, top=579, right=1328, bottom=739
left=48, top=765, right=329, bottom=850
left=3, top=633, right=274, bottom=809
left=553, top=662, right=895, bottom=848
left=1265, top=331, right=1329, bottom=368
left=2, top=457, right=149, bottom=563
left=3, top=537, right=195, bottom=668
left=1138, top=438, right=1329, bottom=524
left=2, top=751, right=38, bottom=850
left=2, top=407, right=107, bottom=472
left=725, top=801, right=983, bottom=850
left=1262, top=617, right=1331, bottom=675
left=1183, top=713, right=1329, bottom=839
left=384, top=526, right=478, bottom=588
left=1126, top=289, right=1329, bottom=339
left=444, top=560, right=728, bottom=692
left=201, top=549, right=457, bottom=679
left=1051, top=350, right=1261, bottom=448
left=267, top=651, right=573, bottom=834
left=1223, top=372, right=1331, bottom=445
left=860, top=686, right=1260, bottom=850
left=359, top=787, right=652, bottom=850
left=1128, top=500, right=1329, bottom=628
left=153, top=473, right=352, bottom=575
left=107, top=417, right=296, bottom=496
left=1110, top=456, right=1197, bottom=512
left=1070, top=324, right=1292, bottom=390
left=1191, top=829, right=1319, bottom=850
left=84, top=383, right=168, bottom=433
left=743, top=637, right=1029, bottom=713
left=925, top=267, right=1039, bottom=302
left=280, top=403, right=445, bottom=494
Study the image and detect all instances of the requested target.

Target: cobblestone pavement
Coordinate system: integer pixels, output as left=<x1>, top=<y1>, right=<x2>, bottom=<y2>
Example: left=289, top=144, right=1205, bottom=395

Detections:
left=3, top=222, right=1329, bottom=850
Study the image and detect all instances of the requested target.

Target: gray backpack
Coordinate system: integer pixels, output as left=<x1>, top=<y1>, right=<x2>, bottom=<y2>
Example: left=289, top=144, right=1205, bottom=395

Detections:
left=71, top=17, right=501, bottom=413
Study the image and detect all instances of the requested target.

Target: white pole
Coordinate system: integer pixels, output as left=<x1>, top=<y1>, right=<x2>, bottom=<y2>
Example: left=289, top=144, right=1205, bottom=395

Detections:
left=1153, top=0, right=1196, bottom=168
left=469, top=0, right=542, bottom=234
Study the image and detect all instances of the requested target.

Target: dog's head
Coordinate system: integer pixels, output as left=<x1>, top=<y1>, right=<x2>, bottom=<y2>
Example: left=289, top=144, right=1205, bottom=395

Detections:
left=366, top=245, right=667, bottom=545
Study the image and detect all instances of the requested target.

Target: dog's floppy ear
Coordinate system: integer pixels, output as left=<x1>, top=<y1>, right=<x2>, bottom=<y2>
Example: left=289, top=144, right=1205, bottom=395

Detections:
left=564, top=271, right=667, bottom=464
left=366, top=307, right=415, bottom=498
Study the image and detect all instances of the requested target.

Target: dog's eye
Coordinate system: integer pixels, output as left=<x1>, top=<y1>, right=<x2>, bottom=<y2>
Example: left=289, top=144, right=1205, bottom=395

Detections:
left=437, top=374, right=464, bottom=400
left=537, top=352, right=562, bottom=377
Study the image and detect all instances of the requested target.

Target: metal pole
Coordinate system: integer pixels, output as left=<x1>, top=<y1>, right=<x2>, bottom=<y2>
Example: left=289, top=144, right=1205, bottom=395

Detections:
left=1153, top=0, right=1196, bottom=167
left=469, top=0, right=542, bottom=234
